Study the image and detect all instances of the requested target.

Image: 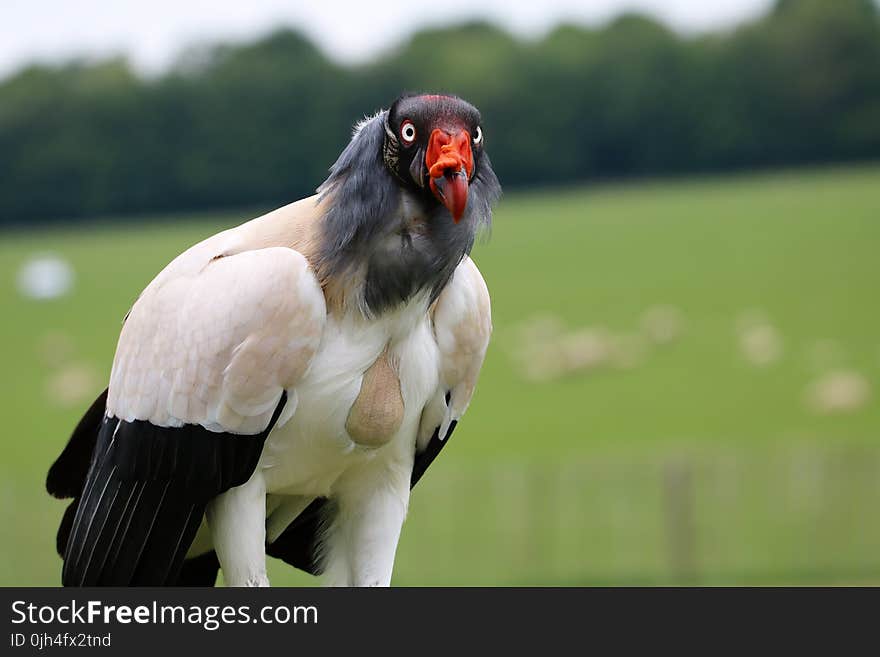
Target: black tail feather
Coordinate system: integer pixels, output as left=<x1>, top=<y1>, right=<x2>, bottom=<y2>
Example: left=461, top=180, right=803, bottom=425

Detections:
left=266, top=498, right=333, bottom=575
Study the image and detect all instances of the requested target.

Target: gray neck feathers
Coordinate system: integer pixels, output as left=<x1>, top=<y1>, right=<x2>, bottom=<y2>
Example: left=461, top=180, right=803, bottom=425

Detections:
left=316, top=112, right=500, bottom=317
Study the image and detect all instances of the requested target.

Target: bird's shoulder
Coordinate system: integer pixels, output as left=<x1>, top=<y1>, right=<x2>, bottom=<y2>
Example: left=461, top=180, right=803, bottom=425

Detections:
left=146, top=194, right=327, bottom=286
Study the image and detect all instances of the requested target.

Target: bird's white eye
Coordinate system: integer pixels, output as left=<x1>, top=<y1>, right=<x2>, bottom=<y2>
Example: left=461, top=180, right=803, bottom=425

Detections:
left=473, top=126, right=483, bottom=145
left=400, top=120, right=416, bottom=144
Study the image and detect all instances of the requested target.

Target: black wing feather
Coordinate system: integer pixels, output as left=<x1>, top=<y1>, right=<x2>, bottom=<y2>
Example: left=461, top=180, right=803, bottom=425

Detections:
left=411, top=420, right=457, bottom=487
left=47, top=388, right=107, bottom=499
left=57, top=392, right=287, bottom=586
left=49, top=389, right=108, bottom=559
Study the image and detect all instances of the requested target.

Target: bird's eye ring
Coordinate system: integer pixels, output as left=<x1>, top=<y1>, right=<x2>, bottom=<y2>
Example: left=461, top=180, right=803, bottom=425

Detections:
left=473, top=126, right=483, bottom=146
left=400, top=120, right=417, bottom=144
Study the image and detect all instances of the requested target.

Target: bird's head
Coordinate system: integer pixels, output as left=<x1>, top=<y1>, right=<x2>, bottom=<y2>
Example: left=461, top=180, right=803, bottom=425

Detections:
left=382, top=94, right=484, bottom=223
left=317, top=93, right=500, bottom=315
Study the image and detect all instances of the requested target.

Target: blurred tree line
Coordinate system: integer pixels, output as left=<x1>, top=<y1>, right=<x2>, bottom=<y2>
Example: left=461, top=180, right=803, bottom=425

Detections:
left=1, top=0, right=878, bottom=224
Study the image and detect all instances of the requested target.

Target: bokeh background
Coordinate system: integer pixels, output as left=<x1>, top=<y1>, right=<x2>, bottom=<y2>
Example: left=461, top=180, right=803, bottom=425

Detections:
left=1, top=0, right=879, bottom=585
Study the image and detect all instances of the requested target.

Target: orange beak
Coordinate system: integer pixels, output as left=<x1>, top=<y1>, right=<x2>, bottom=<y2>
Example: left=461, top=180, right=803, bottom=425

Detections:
left=426, top=128, right=473, bottom=223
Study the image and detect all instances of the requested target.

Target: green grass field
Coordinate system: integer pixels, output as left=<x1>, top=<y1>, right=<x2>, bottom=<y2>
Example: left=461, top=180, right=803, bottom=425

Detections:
left=1, top=164, right=878, bottom=585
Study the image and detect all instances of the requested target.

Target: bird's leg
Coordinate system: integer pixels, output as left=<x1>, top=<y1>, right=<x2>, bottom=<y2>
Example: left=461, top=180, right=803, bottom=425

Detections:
left=321, top=457, right=412, bottom=587
left=207, top=473, right=269, bottom=587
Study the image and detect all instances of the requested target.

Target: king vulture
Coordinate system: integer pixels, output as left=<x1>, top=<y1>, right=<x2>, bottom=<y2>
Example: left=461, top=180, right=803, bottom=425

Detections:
left=46, top=93, right=502, bottom=586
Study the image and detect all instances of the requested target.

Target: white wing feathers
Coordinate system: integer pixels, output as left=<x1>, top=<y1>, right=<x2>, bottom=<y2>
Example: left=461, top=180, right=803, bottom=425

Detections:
left=418, top=256, right=492, bottom=448
left=107, top=242, right=326, bottom=435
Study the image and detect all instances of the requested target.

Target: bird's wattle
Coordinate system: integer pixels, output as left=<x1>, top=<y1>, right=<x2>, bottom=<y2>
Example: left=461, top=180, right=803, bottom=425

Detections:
left=426, top=128, right=473, bottom=223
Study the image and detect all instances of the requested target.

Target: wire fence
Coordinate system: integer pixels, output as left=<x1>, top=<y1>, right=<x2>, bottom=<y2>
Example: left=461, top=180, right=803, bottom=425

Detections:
left=394, top=445, right=880, bottom=585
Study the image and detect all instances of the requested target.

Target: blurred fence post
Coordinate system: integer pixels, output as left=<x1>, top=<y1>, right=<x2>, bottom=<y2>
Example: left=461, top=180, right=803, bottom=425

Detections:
left=663, top=459, right=698, bottom=583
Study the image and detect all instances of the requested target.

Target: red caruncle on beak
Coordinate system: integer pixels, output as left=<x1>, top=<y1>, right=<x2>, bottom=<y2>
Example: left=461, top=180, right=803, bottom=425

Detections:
left=425, top=128, right=473, bottom=223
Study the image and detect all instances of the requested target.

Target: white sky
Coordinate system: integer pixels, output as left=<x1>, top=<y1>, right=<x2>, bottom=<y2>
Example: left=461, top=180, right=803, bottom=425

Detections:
left=0, top=0, right=772, bottom=79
